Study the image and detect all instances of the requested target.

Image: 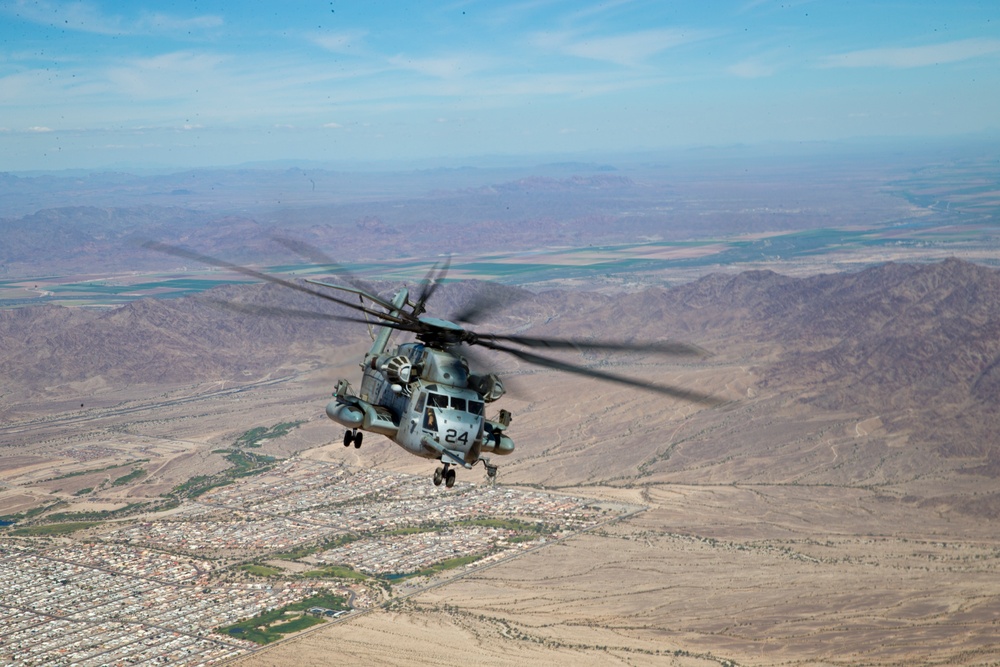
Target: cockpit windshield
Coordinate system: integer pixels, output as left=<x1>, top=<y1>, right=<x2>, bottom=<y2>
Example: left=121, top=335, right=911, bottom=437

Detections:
left=425, top=392, right=484, bottom=416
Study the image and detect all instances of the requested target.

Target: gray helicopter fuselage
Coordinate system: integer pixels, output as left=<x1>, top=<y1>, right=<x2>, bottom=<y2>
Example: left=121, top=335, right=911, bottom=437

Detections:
left=367, top=342, right=485, bottom=459
left=326, top=338, right=513, bottom=466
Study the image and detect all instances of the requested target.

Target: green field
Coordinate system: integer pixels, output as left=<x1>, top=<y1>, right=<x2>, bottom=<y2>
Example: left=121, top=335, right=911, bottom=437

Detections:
left=216, top=592, right=348, bottom=645
left=10, top=521, right=101, bottom=536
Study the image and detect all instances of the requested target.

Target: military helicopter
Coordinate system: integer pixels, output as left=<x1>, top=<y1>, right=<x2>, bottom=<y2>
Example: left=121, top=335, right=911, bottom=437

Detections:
left=147, top=241, right=720, bottom=488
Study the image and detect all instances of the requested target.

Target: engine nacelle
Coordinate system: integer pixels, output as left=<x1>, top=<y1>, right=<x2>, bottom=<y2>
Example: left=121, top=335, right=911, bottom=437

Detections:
left=469, top=373, right=505, bottom=402
left=380, top=355, right=413, bottom=385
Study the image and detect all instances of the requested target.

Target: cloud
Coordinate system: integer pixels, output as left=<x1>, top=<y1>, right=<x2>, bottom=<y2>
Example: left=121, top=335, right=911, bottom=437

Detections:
left=727, top=58, right=778, bottom=79
left=3, top=0, right=221, bottom=36
left=309, top=30, right=368, bottom=55
left=387, top=53, right=495, bottom=79
left=821, top=38, right=1000, bottom=69
left=136, top=12, right=223, bottom=33
left=105, top=51, right=231, bottom=99
left=533, top=27, right=715, bottom=67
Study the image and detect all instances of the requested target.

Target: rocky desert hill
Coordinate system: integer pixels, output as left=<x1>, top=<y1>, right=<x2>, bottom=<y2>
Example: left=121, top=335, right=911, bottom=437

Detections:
left=3, top=259, right=998, bottom=506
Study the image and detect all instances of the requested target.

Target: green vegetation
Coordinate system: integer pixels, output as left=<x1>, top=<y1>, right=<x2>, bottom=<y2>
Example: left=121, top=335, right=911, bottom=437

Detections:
left=167, top=449, right=279, bottom=501
left=0, top=500, right=67, bottom=525
left=302, top=564, right=368, bottom=581
left=41, top=459, right=150, bottom=483
left=46, top=502, right=152, bottom=522
left=384, top=525, right=439, bottom=536
left=272, top=533, right=358, bottom=561
left=389, top=554, right=483, bottom=581
left=168, top=475, right=233, bottom=501
left=111, top=467, right=146, bottom=486
left=73, top=487, right=93, bottom=496
left=269, top=615, right=324, bottom=634
left=216, top=592, right=348, bottom=645
left=235, top=421, right=304, bottom=448
left=240, top=564, right=283, bottom=577
left=10, top=521, right=101, bottom=536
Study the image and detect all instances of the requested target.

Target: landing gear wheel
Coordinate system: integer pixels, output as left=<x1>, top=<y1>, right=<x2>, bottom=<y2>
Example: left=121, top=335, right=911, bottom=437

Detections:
left=353, top=431, right=363, bottom=449
left=445, top=468, right=457, bottom=488
left=433, top=467, right=444, bottom=486
left=343, top=431, right=352, bottom=447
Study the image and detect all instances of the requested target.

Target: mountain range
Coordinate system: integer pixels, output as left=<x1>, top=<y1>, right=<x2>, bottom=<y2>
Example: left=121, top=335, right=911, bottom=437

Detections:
left=4, top=259, right=997, bottom=492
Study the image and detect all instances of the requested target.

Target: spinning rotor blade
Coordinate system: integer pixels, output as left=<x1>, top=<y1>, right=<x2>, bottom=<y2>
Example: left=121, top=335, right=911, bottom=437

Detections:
left=412, top=256, right=451, bottom=317
left=202, top=299, right=402, bottom=326
left=473, top=333, right=710, bottom=357
left=449, top=290, right=525, bottom=325
left=143, top=242, right=404, bottom=324
left=472, top=338, right=724, bottom=406
left=273, top=237, right=394, bottom=310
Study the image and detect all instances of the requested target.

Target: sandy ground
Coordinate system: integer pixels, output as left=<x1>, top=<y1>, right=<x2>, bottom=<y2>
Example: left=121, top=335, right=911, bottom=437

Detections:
left=234, top=482, right=1000, bottom=667
left=3, top=348, right=998, bottom=666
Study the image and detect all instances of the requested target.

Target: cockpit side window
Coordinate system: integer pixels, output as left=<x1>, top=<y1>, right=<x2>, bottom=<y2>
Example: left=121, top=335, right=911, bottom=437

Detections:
left=414, top=392, right=426, bottom=412
left=468, top=400, right=484, bottom=416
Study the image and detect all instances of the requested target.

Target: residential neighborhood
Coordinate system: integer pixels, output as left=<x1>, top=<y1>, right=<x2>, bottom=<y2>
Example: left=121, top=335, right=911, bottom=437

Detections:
left=0, top=459, right=627, bottom=666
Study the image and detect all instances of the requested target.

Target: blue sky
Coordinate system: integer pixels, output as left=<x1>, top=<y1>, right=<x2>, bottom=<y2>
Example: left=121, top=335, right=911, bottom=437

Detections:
left=1, top=0, right=998, bottom=171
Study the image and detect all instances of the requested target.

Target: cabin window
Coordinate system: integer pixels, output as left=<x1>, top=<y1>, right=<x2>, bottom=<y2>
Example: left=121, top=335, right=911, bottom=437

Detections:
left=414, top=392, right=426, bottom=412
left=468, top=400, right=484, bottom=416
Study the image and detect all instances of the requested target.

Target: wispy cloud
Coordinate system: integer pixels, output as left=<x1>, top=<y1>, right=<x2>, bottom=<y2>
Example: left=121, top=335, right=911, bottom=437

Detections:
left=533, top=27, right=716, bottom=66
left=309, top=30, right=368, bottom=55
left=821, top=38, right=1000, bottom=69
left=728, top=58, right=778, bottom=79
left=387, top=53, right=495, bottom=79
left=2, top=0, right=221, bottom=36
left=105, top=51, right=231, bottom=100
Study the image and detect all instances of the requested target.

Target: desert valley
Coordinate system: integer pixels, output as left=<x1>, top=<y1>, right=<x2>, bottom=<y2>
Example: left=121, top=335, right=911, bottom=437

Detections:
left=1, top=147, right=999, bottom=666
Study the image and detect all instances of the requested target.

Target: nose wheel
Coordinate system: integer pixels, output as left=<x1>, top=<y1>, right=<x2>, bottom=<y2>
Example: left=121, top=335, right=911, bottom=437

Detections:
left=343, top=430, right=363, bottom=448
left=433, top=464, right=456, bottom=488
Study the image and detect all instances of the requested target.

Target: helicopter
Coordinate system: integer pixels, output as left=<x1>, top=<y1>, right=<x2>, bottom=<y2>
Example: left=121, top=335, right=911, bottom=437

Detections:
left=146, top=241, right=721, bottom=487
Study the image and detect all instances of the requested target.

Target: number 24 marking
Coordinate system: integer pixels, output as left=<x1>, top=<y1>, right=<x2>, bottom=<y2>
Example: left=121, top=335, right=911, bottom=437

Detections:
left=445, top=429, right=468, bottom=445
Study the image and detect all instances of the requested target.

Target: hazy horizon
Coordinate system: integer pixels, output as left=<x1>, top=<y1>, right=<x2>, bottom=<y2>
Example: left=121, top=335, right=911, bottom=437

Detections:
left=2, top=0, right=998, bottom=172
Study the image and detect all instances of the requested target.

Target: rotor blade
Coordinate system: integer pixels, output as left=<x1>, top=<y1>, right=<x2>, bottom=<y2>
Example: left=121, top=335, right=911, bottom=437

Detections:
left=454, top=343, right=527, bottom=399
left=305, top=279, right=413, bottom=321
left=202, top=299, right=416, bottom=329
left=273, top=237, right=392, bottom=308
left=143, top=241, right=405, bottom=324
left=473, top=333, right=711, bottom=357
left=412, top=256, right=451, bottom=316
left=449, top=289, right=526, bottom=325
left=472, top=339, right=724, bottom=405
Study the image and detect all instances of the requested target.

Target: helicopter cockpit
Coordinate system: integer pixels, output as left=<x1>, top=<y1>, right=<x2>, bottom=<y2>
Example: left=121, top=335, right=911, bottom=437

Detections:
left=415, top=386, right=485, bottom=434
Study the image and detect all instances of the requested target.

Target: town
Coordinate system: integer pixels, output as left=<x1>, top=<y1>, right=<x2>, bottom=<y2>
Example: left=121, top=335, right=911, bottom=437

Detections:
left=1, top=458, right=635, bottom=666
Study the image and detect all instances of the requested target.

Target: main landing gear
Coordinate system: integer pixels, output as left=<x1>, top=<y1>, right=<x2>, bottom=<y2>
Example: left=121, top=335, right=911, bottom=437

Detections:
left=432, top=458, right=499, bottom=488
left=343, top=429, right=363, bottom=449
left=433, top=464, right=457, bottom=488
